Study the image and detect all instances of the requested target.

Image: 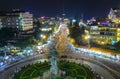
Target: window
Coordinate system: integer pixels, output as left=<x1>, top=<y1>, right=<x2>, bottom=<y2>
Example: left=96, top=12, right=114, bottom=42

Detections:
left=16, top=23, right=19, bottom=25
left=8, top=23, right=10, bottom=25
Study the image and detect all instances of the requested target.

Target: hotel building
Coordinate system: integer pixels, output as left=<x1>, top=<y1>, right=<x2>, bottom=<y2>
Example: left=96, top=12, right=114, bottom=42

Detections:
left=90, top=26, right=120, bottom=45
left=0, top=10, right=33, bottom=31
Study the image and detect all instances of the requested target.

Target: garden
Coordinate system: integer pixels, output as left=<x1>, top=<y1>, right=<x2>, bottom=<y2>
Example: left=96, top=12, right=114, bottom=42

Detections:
left=13, top=61, right=94, bottom=79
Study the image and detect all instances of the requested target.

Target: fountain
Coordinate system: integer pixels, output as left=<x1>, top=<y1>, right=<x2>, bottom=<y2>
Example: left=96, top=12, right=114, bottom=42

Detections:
left=50, top=46, right=58, bottom=77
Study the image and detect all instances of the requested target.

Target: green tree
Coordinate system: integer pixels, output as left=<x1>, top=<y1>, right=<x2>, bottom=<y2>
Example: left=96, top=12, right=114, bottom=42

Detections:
left=0, top=27, right=18, bottom=45
left=69, top=25, right=85, bottom=45
left=114, top=41, right=120, bottom=51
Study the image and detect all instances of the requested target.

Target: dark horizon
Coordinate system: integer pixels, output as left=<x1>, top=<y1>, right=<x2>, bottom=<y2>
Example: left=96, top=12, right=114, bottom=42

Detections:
left=0, top=0, right=119, bottom=20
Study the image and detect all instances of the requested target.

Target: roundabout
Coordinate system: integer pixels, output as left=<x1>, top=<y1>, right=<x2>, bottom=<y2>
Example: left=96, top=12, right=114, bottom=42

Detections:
left=13, top=60, right=94, bottom=79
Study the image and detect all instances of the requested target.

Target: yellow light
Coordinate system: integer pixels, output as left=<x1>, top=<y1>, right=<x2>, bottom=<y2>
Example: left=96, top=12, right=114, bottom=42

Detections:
left=42, top=22, right=45, bottom=24
left=67, top=29, right=70, bottom=34
left=118, top=28, right=120, bottom=32
left=42, top=35, right=46, bottom=39
left=114, top=18, right=119, bottom=24
left=70, top=38, right=75, bottom=43
left=84, top=36, right=88, bottom=40
left=98, top=22, right=100, bottom=25
left=11, top=49, right=20, bottom=53
left=85, top=30, right=89, bottom=34
left=84, top=35, right=90, bottom=40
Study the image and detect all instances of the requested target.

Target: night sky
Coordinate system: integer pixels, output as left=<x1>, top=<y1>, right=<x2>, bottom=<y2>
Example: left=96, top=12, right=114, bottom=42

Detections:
left=0, top=0, right=119, bottom=20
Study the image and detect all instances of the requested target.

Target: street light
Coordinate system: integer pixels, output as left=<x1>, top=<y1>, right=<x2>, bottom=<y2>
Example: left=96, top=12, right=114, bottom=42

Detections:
left=40, top=34, right=43, bottom=38
left=42, top=35, right=46, bottom=39
left=72, top=19, right=77, bottom=26
left=70, top=38, right=75, bottom=43
left=40, top=34, right=46, bottom=39
left=88, top=35, right=91, bottom=48
left=72, top=19, right=76, bottom=23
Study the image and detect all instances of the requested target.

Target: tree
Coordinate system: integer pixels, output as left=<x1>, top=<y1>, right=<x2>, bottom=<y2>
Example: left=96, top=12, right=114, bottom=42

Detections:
left=114, top=41, right=120, bottom=51
left=69, top=25, right=85, bottom=45
left=0, top=27, right=18, bottom=45
left=0, top=27, right=18, bottom=38
left=54, top=29, right=69, bottom=55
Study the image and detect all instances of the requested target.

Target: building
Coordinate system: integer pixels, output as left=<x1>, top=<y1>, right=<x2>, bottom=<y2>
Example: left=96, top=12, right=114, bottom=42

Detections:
left=108, top=8, right=120, bottom=24
left=0, top=9, right=33, bottom=31
left=64, top=18, right=70, bottom=25
left=90, top=25, right=120, bottom=45
left=88, top=8, right=120, bottom=46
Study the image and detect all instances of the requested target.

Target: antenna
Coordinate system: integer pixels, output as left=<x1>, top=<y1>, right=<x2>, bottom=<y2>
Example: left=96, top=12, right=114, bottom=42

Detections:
left=62, top=0, right=65, bottom=16
left=81, top=13, right=84, bottom=22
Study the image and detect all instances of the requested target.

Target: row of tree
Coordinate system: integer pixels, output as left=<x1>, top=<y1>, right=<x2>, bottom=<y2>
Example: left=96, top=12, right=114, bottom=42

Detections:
left=68, top=21, right=85, bottom=45
left=113, top=41, right=120, bottom=51
left=0, top=27, right=19, bottom=46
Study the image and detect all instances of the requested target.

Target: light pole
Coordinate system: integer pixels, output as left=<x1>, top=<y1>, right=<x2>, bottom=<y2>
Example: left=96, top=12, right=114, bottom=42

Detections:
left=88, top=35, right=91, bottom=48
left=72, top=19, right=76, bottom=27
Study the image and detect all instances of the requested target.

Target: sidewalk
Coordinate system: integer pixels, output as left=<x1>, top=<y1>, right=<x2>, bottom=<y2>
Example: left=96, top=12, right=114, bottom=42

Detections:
left=75, top=44, right=120, bottom=56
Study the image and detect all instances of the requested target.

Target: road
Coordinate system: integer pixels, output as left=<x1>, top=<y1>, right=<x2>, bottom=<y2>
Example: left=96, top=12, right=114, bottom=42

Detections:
left=0, top=49, right=120, bottom=79
left=0, top=54, right=117, bottom=79
left=72, top=50, right=120, bottom=79
left=65, top=59, right=115, bottom=79
left=0, top=54, right=47, bottom=79
left=81, top=51, right=120, bottom=72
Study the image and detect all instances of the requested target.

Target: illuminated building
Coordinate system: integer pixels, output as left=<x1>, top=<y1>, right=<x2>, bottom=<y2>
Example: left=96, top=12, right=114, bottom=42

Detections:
left=90, top=26, right=120, bottom=45
left=79, top=19, right=86, bottom=27
left=64, top=18, right=70, bottom=24
left=108, top=8, right=120, bottom=24
left=0, top=9, right=33, bottom=31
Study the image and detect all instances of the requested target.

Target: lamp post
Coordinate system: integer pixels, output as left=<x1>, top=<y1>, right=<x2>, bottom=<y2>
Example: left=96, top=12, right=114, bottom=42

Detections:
left=72, top=19, right=76, bottom=27
left=88, top=35, right=91, bottom=48
left=40, top=34, right=46, bottom=44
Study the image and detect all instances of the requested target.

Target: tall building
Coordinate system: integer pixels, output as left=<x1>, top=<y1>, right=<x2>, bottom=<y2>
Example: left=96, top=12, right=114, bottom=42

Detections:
left=0, top=10, right=33, bottom=31
left=90, top=26, right=120, bottom=45
left=108, top=8, right=120, bottom=23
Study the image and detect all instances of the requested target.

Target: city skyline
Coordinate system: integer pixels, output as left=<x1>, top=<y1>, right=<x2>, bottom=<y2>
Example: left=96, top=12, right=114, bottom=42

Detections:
left=0, top=0, right=120, bottom=19
left=0, top=1, right=120, bottom=79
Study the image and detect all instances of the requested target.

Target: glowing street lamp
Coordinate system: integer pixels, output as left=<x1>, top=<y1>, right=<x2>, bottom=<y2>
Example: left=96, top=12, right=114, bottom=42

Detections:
left=40, top=34, right=43, bottom=38
left=40, top=34, right=46, bottom=39
left=114, top=18, right=120, bottom=24
left=42, top=35, right=46, bottom=39
left=70, top=38, right=75, bottom=43
left=88, top=35, right=91, bottom=39
left=88, top=35, right=91, bottom=48
left=72, top=19, right=76, bottom=23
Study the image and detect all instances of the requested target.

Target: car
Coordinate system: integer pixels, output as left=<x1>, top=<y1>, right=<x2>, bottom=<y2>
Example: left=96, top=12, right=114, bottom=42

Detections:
left=10, top=48, right=21, bottom=53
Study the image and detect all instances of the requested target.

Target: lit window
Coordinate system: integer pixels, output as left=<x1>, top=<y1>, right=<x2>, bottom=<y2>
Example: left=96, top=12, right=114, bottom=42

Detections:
left=16, top=23, right=19, bottom=25
left=8, top=23, right=10, bottom=25
left=17, top=26, right=19, bottom=28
